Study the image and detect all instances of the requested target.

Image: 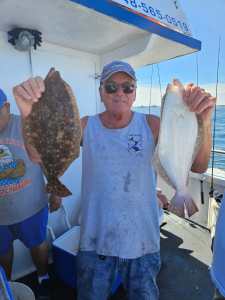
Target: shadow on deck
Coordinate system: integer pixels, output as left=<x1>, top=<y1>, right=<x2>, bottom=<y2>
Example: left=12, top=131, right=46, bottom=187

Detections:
left=19, top=212, right=214, bottom=299
left=158, top=211, right=213, bottom=300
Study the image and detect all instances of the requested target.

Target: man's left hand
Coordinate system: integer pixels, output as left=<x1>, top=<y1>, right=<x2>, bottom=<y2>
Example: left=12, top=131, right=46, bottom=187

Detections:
left=183, top=83, right=216, bottom=124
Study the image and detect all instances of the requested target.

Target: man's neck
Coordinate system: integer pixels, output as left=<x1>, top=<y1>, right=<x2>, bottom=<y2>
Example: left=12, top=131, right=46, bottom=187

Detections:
left=100, top=111, right=133, bottom=129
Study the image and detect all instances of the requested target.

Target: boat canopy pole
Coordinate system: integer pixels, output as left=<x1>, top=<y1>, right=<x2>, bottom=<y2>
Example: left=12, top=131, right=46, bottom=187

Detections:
left=28, top=48, right=33, bottom=76
left=195, top=53, right=199, bottom=87
left=209, top=36, right=221, bottom=197
left=148, top=65, right=154, bottom=115
left=156, top=64, right=162, bottom=101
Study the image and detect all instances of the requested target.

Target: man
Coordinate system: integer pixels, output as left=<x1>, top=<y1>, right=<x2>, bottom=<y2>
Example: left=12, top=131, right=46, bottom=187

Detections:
left=13, top=61, right=216, bottom=300
left=0, top=88, right=61, bottom=300
left=210, top=194, right=225, bottom=299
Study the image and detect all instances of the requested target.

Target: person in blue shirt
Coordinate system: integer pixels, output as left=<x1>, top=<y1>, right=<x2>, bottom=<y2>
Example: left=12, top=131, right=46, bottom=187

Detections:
left=0, top=88, right=61, bottom=300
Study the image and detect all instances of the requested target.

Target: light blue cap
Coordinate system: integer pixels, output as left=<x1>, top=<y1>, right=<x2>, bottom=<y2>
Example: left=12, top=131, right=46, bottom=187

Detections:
left=100, top=60, right=136, bottom=82
left=0, top=89, right=7, bottom=109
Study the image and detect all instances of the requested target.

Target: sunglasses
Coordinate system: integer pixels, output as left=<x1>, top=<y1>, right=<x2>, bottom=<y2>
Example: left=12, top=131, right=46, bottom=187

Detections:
left=102, top=81, right=136, bottom=94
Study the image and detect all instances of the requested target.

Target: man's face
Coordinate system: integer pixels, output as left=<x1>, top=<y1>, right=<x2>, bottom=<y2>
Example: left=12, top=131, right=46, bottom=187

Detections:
left=99, top=72, right=136, bottom=114
left=0, top=103, right=10, bottom=131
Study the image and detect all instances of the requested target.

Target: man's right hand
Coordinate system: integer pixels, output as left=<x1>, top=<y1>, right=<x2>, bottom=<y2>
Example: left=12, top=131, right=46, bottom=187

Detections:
left=13, top=77, right=45, bottom=118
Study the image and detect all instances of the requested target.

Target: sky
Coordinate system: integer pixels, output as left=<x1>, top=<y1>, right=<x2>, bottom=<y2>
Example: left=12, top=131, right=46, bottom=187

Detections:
left=135, top=0, right=225, bottom=106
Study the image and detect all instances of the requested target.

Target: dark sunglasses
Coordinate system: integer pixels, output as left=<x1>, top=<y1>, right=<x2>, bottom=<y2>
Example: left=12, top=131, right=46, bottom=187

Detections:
left=102, top=81, right=136, bottom=94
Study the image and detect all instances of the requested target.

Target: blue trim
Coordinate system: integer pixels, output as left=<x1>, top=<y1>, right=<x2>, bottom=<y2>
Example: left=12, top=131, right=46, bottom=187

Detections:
left=69, top=0, right=201, bottom=51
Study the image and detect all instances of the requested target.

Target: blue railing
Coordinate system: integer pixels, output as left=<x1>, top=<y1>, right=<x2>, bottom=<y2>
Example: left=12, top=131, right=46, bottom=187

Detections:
left=209, top=149, right=225, bottom=170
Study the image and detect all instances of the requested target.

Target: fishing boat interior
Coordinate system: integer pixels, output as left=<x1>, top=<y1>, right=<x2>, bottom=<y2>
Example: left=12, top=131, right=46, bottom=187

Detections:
left=0, top=0, right=222, bottom=299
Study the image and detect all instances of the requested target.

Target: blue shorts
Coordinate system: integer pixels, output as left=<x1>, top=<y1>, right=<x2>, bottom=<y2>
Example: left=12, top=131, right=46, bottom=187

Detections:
left=0, top=206, right=48, bottom=255
left=76, top=251, right=161, bottom=300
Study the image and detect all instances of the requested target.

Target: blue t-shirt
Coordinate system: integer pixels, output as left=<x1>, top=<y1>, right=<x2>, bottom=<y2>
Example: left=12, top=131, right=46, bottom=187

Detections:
left=0, top=114, right=48, bottom=225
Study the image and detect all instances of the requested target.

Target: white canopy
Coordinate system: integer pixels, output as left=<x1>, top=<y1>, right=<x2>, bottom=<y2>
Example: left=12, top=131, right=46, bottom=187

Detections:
left=0, top=0, right=201, bottom=67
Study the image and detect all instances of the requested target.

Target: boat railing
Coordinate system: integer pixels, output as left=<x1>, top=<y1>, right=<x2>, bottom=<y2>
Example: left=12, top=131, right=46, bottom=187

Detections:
left=212, top=148, right=225, bottom=156
left=209, top=149, right=225, bottom=176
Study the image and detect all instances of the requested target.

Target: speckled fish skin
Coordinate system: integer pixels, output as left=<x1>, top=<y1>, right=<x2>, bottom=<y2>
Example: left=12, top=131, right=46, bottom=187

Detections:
left=23, top=68, right=82, bottom=197
left=154, top=79, right=203, bottom=218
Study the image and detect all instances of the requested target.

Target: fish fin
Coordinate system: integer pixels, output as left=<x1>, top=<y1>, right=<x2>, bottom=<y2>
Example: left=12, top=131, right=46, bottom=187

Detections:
left=45, top=68, right=56, bottom=80
left=165, top=83, right=172, bottom=93
left=184, top=196, right=199, bottom=217
left=173, top=78, right=180, bottom=85
left=168, top=193, right=185, bottom=218
left=46, top=178, right=72, bottom=197
left=172, top=79, right=184, bottom=90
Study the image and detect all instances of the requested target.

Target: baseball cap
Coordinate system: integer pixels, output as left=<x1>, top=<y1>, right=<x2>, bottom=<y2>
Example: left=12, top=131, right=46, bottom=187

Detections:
left=0, top=89, right=7, bottom=109
left=100, top=60, right=136, bottom=82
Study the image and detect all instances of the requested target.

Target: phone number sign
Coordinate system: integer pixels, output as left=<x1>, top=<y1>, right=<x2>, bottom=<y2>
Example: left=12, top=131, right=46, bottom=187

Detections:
left=111, top=0, right=191, bottom=36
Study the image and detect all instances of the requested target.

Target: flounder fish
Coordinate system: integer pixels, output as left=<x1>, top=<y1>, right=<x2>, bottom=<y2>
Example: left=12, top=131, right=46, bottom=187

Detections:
left=154, top=79, right=203, bottom=218
left=23, top=68, right=82, bottom=197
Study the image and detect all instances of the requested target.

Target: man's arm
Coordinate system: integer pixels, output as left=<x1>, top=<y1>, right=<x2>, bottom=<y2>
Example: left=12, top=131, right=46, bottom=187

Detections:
left=81, top=116, right=88, bottom=131
left=191, top=120, right=211, bottom=173
left=146, top=115, right=160, bottom=145
left=80, top=116, right=88, bottom=146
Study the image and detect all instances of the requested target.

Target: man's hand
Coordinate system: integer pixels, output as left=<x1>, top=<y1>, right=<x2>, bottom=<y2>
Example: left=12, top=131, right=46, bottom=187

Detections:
left=183, top=83, right=216, bottom=125
left=13, top=77, right=45, bottom=118
left=49, top=194, right=62, bottom=212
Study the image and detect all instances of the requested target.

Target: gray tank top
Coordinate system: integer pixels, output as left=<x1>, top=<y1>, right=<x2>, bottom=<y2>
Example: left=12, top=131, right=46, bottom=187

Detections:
left=0, top=114, right=48, bottom=225
left=80, top=112, right=160, bottom=259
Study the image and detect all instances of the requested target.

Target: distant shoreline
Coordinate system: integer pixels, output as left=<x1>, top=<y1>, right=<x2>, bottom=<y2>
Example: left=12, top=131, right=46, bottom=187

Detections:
left=134, top=105, right=160, bottom=108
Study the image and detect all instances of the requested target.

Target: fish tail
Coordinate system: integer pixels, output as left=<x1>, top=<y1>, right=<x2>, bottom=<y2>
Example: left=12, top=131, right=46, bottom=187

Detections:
left=184, top=196, right=199, bottom=217
left=168, top=193, right=185, bottom=218
left=46, top=178, right=72, bottom=197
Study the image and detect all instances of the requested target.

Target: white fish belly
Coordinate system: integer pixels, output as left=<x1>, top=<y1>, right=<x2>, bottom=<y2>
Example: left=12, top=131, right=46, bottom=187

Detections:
left=158, top=93, right=198, bottom=190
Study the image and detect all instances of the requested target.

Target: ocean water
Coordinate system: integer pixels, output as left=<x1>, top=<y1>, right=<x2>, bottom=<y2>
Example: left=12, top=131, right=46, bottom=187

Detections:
left=133, top=105, right=225, bottom=171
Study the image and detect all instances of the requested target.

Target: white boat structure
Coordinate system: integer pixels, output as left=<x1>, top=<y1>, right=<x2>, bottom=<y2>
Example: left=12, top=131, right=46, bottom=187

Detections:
left=0, top=0, right=222, bottom=299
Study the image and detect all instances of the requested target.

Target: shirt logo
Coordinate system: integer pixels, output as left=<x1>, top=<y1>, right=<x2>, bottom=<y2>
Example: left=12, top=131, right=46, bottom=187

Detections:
left=0, top=144, right=30, bottom=197
left=128, top=134, right=143, bottom=153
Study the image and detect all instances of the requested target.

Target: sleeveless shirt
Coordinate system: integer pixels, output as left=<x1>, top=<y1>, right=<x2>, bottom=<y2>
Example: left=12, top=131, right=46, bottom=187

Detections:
left=80, top=112, right=160, bottom=259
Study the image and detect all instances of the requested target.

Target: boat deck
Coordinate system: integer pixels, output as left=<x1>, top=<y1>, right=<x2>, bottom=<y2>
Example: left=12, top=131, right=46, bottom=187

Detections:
left=19, top=211, right=214, bottom=299
left=158, top=211, right=214, bottom=300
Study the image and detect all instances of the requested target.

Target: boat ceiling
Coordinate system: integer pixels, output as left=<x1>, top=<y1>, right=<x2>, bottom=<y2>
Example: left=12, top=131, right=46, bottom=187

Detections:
left=0, top=0, right=201, bottom=66
left=0, top=0, right=147, bottom=54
